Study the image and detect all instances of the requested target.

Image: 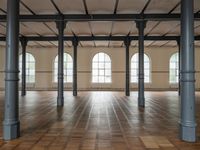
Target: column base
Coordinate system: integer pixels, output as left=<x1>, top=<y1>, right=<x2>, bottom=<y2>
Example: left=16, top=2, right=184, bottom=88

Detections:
left=180, top=123, right=196, bottom=142
left=73, top=91, right=77, bottom=96
left=138, top=97, right=145, bottom=107
left=57, top=97, right=64, bottom=106
left=3, top=120, right=20, bottom=140
left=125, top=92, right=130, bottom=96
left=21, top=92, right=26, bottom=96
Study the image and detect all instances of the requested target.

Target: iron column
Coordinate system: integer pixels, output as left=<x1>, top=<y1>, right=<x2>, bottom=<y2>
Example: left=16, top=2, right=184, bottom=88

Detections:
left=177, top=39, right=181, bottom=96
left=124, top=37, right=131, bottom=96
left=3, top=0, right=20, bottom=140
left=20, top=37, right=28, bottom=96
left=180, top=0, right=196, bottom=142
left=56, top=19, right=66, bottom=106
left=72, top=38, right=78, bottom=96
left=136, top=21, right=146, bottom=107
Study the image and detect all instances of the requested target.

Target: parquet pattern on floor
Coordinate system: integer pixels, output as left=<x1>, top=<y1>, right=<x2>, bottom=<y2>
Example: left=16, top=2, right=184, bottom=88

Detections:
left=0, top=91, right=200, bottom=150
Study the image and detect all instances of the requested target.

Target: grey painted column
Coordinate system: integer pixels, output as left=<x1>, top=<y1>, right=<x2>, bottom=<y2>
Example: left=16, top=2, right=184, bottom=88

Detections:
left=136, top=21, right=146, bottom=107
left=177, top=39, right=181, bottom=96
left=72, top=38, right=78, bottom=96
left=180, top=0, right=196, bottom=142
left=20, top=38, right=28, bottom=96
left=3, top=0, right=20, bottom=140
left=56, top=19, right=66, bottom=106
left=124, top=37, right=131, bottom=96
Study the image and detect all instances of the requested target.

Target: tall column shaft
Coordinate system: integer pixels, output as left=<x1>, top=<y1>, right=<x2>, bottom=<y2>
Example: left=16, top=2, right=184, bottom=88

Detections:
left=72, top=38, right=78, bottom=96
left=124, top=37, right=130, bottom=96
left=177, top=39, right=181, bottom=96
left=56, top=19, right=66, bottom=106
left=21, top=38, right=27, bottom=96
left=3, top=0, right=20, bottom=140
left=180, top=0, right=196, bottom=142
left=136, top=21, right=146, bottom=107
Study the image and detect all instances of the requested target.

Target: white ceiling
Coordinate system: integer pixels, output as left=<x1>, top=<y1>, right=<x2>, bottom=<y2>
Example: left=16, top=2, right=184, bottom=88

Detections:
left=0, top=0, right=200, bottom=47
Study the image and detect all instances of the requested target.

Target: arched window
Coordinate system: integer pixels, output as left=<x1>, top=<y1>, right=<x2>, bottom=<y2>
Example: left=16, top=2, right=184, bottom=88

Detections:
left=169, top=52, right=179, bottom=83
left=54, top=53, right=73, bottom=83
left=131, top=53, right=150, bottom=83
left=92, top=52, right=111, bottom=83
left=19, top=53, right=35, bottom=83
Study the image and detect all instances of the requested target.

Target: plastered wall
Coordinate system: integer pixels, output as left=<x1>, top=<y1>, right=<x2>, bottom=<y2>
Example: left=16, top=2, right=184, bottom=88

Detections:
left=0, top=45, right=200, bottom=91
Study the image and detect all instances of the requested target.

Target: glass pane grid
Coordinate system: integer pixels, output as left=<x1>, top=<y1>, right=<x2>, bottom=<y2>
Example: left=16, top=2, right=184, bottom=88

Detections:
left=169, top=53, right=179, bottom=83
left=92, top=53, right=111, bottom=83
left=19, top=53, right=35, bottom=83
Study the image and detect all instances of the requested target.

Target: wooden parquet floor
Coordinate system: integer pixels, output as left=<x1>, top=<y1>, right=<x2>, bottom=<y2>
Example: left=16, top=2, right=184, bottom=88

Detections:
left=0, top=91, right=200, bottom=150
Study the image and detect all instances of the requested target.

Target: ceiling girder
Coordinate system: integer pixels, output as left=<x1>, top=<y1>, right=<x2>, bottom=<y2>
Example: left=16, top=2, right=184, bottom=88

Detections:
left=0, top=14, right=200, bottom=22
left=0, top=35, right=193, bottom=42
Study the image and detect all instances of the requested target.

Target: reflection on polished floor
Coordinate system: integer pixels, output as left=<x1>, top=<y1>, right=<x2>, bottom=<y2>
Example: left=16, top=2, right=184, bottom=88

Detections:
left=0, top=91, right=200, bottom=150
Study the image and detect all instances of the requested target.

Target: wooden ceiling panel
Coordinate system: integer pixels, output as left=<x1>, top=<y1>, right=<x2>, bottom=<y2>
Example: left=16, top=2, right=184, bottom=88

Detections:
left=44, top=22, right=73, bottom=36
left=145, top=0, right=180, bottom=13
left=163, top=41, right=178, bottom=47
left=0, top=23, right=6, bottom=35
left=27, top=41, right=38, bottom=46
left=65, top=41, right=72, bottom=47
left=144, top=41, right=154, bottom=46
left=21, top=0, right=56, bottom=14
left=0, top=0, right=32, bottom=14
left=145, top=21, right=159, bottom=35
left=54, top=0, right=85, bottom=14
left=117, top=0, right=147, bottom=14
left=150, top=41, right=170, bottom=47
left=0, top=0, right=6, bottom=13
left=44, top=22, right=58, bottom=35
left=68, top=22, right=91, bottom=36
left=80, top=41, right=94, bottom=47
left=109, top=41, right=123, bottom=47
left=37, top=41, right=55, bottom=47
left=112, top=21, right=133, bottom=36
left=21, top=22, right=55, bottom=36
left=95, top=41, right=109, bottom=47
left=148, top=21, right=180, bottom=36
left=86, top=0, right=115, bottom=14
left=90, top=21, right=112, bottom=36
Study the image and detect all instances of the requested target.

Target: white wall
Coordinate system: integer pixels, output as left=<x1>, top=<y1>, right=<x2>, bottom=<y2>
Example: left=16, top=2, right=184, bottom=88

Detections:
left=0, top=45, right=200, bottom=91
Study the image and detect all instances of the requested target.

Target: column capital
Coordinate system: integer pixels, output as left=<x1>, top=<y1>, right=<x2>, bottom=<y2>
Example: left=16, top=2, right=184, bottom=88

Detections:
left=20, top=37, right=28, bottom=48
left=176, top=38, right=180, bottom=46
left=56, top=16, right=66, bottom=30
left=72, top=37, right=79, bottom=47
left=136, top=20, right=147, bottom=29
left=124, top=36, right=131, bottom=47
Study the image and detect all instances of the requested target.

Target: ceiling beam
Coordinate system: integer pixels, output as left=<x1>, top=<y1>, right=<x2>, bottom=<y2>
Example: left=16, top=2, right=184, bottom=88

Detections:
left=0, top=35, right=185, bottom=42
left=1, top=35, right=200, bottom=42
left=0, top=13, right=200, bottom=22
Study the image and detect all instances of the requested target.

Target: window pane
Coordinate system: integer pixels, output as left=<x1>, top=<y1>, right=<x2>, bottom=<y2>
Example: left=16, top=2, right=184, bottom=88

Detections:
left=99, top=70, right=104, bottom=76
left=93, top=69, right=98, bottom=76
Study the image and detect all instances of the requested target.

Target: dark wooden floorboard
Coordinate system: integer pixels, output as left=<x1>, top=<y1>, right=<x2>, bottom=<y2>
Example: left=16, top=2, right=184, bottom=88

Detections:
left=0, top=91, right=200, bottom=149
